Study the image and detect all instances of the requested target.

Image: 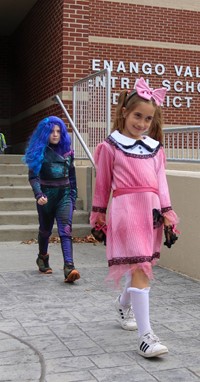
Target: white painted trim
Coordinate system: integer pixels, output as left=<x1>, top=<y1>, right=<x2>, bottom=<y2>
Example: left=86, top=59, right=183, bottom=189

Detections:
left=89, top=36, right=200, bottom=52
left=102, top=0, right=200, bottom=11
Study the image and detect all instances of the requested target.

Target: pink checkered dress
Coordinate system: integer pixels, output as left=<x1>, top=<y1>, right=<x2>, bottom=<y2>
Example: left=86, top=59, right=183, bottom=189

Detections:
left=90, top=131, right=179, bottom=286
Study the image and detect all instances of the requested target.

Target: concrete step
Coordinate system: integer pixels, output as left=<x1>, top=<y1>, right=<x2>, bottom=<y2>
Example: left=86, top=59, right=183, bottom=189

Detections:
left=0, top=155, right=91, bottom=241
left=0, top=186, right=33, bottom=198
left=0, top=224, right=91, bottom=241
left=0, top=154, right=23, bottom=164
left=0, top=209, right=89, bottom=225
left=0, top=164, right=28, bottom=175
left=0, top=197, right=35, bottom=210
left=0, top=197, right=84, bottom=211
left=0, top=187, right=88, bottom=200
left=0, top=175, right=29, bottom=186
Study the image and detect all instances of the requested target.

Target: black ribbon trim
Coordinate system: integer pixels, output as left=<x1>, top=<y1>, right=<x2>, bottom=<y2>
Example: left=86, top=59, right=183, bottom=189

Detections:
left=119, top=139, right=155, bottom=152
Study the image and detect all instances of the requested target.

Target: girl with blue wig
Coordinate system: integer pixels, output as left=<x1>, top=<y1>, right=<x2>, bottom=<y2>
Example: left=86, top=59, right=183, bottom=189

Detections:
left=23, top=116, right=80, bottom=283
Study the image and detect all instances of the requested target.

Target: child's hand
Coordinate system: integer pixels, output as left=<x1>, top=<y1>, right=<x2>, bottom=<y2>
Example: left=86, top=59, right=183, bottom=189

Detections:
left=37, top=196, right=48, bottom=205
left=164, top=216, right=171, bottom=226
left=91, top=223, right=107, bottom=245
left=96, top=213, right=106, bottom=226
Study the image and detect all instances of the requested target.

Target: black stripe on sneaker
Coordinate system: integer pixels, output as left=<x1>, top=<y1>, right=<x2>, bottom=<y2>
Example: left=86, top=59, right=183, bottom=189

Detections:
left=140, top=341, right=149, bottom=352
left=119, top=309, right=124, bottom=319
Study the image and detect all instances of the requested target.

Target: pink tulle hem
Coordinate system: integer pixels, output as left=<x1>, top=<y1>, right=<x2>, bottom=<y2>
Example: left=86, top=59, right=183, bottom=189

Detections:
left=105, top=259, right=158, bottom=289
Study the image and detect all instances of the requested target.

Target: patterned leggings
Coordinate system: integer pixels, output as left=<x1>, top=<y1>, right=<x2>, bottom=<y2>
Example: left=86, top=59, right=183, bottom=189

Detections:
left=37, top=186, right=74, bottom=264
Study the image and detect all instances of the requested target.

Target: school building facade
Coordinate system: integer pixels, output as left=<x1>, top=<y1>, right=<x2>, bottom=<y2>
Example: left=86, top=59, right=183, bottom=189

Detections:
left=0, top=0, right=200, bottom=152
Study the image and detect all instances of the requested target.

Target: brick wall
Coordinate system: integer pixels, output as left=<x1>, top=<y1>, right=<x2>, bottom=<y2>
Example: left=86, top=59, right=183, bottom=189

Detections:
left=1, top=0, right=200, bottom=150
left=88, top=1, right=200, bottom=126
left=63, top=0, right=89, bottom=90
left=0, top=37, right=11, bottom=117
left=10, top=0, right=90, bottom=147
left=9, top=0, right=65, bottom=146
left=11, top=0, right=64, bottom=114
left=90, top=3, right=200, bottom=44
left=0, top=37, right=11, bottom=141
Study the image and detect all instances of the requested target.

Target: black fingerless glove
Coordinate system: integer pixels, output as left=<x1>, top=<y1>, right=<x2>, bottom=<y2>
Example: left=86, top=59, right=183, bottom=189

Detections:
left=164, top=225, right=178, bottom=248
left=91, top=224, right=107, bottom=245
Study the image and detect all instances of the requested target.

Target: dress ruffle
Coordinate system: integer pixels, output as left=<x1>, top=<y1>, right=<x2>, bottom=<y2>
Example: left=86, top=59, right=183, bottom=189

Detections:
left=105, top=259, right=158, bottom=288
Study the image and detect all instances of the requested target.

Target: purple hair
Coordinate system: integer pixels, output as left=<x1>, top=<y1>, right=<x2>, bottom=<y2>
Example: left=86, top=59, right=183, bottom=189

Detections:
left=23, top=116, right=71, bottom=174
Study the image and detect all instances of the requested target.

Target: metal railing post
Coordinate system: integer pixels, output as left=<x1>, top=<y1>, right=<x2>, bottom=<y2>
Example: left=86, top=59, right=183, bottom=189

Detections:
left=72, top=69, right=111, bottom=160
left=53, top=94, right=95, bottom=168
left=163, top=126, right=200, bottom=162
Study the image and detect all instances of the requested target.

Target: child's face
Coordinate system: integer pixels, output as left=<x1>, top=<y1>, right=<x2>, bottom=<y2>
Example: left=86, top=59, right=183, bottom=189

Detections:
left=49, top=125, right=61, bottom=144
left=123, top=102, right=155, bottom=139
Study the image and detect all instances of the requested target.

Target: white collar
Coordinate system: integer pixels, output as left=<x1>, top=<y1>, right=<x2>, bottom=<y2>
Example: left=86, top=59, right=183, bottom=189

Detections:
left=111, top=130, right=160, bottom=149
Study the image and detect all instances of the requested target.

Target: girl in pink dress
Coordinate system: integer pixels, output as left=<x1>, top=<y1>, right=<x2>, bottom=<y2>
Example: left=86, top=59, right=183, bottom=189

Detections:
left=90, top=77, right=179, bottom=358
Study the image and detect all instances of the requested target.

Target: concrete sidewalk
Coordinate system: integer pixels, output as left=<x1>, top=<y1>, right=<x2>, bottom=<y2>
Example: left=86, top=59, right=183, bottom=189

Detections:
left=0, top=241, right=200, bottom=382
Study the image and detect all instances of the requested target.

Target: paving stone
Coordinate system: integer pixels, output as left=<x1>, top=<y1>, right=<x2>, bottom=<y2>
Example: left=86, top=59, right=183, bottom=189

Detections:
left=0, top=348, right=38, bottom=365
left=0, top=242, right=200, bottom=381
left=0, top=338, right=30, bottom=352
left=0, top=363, right=41, bottom=381
left=88, top=352, right=135, bottom=368
left=45, top=355, right=95, bottom=374
left=152, top=368, right=200, bottom=381
left=90, top=365, right=158, bottom=382
left=46, top=370, right=96, bottom=382
left=21, top=335, right=71, bottom=354
left=189, top=367, right=200, bottom=378
left=70, top=345, right=105, bottom=357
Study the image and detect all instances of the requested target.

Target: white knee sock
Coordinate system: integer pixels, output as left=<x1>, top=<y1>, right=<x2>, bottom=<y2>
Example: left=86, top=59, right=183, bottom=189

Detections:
left=119, top=273, right=131, bottom=307
left=128, top=287, right=151, bottom=337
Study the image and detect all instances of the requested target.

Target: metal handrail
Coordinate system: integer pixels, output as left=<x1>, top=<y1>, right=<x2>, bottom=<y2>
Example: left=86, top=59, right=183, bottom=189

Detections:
left=73, top=68, right=111, bottom=137
left=53, top=94, right=95, bottom=168
left=163, top=126, right=200, bottom=162
left=163, top=126, right=200, bottom=133
left=72, top=68, right=111, bottom=160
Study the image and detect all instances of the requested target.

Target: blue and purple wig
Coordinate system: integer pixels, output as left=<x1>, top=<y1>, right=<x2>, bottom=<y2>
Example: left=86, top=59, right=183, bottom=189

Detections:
left=23, top=116, right=71, bottom=175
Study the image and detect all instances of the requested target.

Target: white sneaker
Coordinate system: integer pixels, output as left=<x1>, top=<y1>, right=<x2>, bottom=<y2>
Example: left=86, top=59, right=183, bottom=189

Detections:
left=114, top=295, right=137, bottom=331
left=138, top=331, right=168, bottom=358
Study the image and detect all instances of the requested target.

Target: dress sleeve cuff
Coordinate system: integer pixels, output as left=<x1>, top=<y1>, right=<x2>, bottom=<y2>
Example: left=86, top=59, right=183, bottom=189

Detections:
left=90, top=211, right=106, bottom=227
left=92, top=206, right=107, bottom=213
left=36, top=193, right=47, bottom=201
left=162, top=209, right=179, bottom=225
